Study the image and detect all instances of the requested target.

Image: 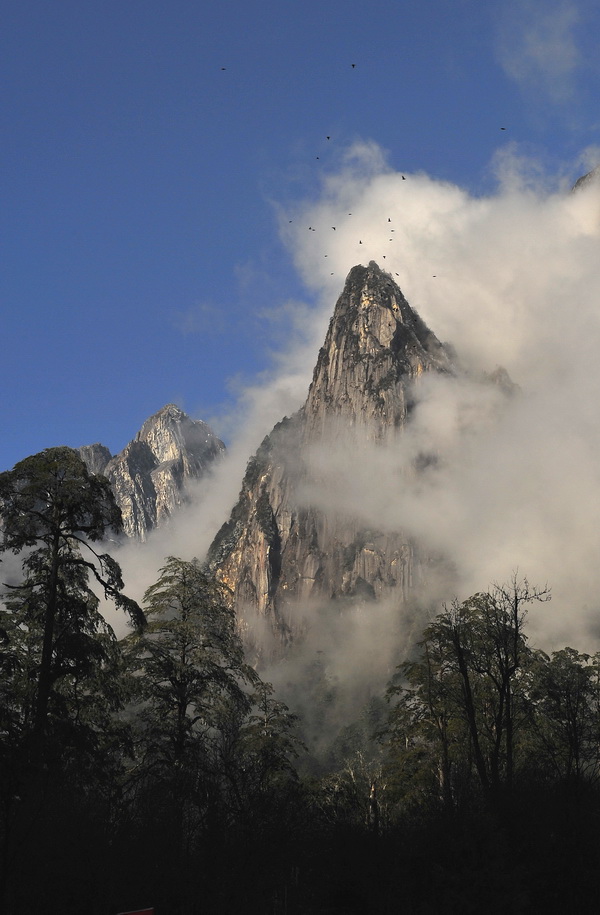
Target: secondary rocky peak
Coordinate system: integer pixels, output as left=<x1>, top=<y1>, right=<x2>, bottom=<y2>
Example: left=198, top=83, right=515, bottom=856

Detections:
left=80, top=405, right=225, bottom=540
left=136, top=403, right=223, bottom=475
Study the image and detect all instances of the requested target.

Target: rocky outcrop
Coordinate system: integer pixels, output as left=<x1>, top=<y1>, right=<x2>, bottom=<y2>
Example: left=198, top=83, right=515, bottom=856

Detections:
left=207, top=262, right=458, bottom=651
left=80, top=405, right=225, bottom=540
left=78, top=443, right=112, bottom=476
left=572, top=165, right=600, bottom=192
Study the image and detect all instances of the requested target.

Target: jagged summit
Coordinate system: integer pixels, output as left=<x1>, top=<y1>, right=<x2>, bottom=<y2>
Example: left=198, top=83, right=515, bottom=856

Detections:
left=337, top=260, right=441, bottom=343
left=136, top=404, right=223, bottom=476
left=304, top=261, right=453, bottom=438
left=80, top=404, right=225, bottom=540
left=323, top=261, right=447, bottom=357
left=206, top=263, right=457, bottom=654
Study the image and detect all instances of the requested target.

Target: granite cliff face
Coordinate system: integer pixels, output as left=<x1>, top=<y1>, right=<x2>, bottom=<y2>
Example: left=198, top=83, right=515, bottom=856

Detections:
left=80, top=404, right=225, bottom=540
left=207, top=262, right=457, bottom=650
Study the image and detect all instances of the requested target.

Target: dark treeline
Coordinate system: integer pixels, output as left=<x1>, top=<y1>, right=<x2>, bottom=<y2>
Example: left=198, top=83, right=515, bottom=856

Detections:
left=2, top=449, right=600, bottom=913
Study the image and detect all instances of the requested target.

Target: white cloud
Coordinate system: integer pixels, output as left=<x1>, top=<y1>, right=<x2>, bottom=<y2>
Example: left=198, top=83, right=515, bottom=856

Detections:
left=496, top=0, right=583, bottom=104
left=277, top=140, right=600, bottom=652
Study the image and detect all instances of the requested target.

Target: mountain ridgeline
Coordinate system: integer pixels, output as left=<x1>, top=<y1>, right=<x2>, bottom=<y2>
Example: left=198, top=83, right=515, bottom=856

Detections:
left=206, top=261, right=486, bottom=655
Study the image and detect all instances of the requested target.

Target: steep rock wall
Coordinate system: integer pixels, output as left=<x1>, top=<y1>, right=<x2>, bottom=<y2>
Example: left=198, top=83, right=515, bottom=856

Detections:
left=207, top=262, right=456, bottom=649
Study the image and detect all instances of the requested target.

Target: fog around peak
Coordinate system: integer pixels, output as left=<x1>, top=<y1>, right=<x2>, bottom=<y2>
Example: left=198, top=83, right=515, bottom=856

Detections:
left=109, top=142, right=600, bottom=664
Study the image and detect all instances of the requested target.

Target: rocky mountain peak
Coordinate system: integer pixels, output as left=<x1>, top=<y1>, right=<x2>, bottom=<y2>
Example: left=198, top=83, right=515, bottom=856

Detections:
left=303, top=261, right=454, bottom=439
left=207, top=263, right=460, bottom=655
left=136, top=403, right=223, bottom=476
left=80, top=405, right=225, bottom=540
left=318, top=260, right=448, bottom=363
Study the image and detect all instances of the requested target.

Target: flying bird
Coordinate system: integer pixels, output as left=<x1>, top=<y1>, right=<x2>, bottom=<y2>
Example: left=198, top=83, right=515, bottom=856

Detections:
left=402, top=175, right=405, bottom=180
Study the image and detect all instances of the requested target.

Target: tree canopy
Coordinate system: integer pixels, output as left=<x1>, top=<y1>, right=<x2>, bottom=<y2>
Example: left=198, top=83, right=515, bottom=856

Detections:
left=0, top=447, right=143, bottom=750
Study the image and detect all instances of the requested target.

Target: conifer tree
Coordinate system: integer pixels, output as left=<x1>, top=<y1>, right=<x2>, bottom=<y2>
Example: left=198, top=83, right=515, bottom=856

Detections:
left=0, top=446, right=143, bottom=756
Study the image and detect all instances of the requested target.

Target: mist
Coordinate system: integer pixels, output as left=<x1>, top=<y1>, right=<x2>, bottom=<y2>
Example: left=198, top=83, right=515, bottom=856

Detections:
left=279, top=141, right=600, bottom=653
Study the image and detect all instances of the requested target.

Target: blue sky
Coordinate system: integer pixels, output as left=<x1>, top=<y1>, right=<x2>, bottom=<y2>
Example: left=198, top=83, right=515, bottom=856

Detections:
left=3, top=0, right=600, bottom=471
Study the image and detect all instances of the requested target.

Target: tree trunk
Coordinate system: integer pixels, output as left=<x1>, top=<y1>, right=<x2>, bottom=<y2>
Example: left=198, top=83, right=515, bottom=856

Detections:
left=32, top=529, right=61, bottom=756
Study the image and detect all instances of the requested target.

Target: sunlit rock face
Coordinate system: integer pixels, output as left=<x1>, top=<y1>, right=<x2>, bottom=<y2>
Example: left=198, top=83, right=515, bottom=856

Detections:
left=206, top=262, right=457, bottom=653
left=80, top=404, right=225, bottom=540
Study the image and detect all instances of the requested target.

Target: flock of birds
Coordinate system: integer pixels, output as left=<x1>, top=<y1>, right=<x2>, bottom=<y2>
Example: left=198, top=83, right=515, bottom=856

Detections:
left=295, top=208, right=409, bottom=278
left=219, top=63, right=507, bottom=283
left=296, top=123, right=506, bottom=281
